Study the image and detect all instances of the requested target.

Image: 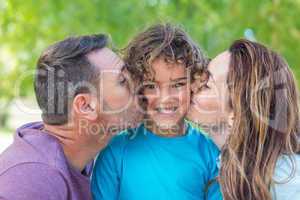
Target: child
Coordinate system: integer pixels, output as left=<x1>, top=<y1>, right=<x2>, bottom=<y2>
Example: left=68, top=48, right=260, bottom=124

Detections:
left=91, top=24, right=222, bottom=200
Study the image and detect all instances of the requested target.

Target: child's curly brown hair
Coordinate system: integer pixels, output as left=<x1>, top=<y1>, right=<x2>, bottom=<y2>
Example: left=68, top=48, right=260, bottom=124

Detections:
left=123, top=23, right=209, bottom=86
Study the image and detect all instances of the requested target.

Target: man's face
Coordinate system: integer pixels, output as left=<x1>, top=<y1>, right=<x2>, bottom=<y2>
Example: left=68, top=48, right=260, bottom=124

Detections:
left=87, top=48, right=141, bottom=134
left=142, top=57, right=190, bottom=130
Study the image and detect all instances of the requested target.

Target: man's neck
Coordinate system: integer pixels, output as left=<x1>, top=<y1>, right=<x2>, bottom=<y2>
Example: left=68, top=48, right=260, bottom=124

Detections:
left=43, top=123, right=109, bottom=172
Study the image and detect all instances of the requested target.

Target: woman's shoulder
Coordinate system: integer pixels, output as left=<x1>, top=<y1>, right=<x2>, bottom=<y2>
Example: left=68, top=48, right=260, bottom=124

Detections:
left=274, top=154, right=300, bottom=176
left=271, top=153, right=300, bottom=199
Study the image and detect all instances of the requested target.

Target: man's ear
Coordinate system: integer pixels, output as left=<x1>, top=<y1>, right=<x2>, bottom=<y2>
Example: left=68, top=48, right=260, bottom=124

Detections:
left=72, top=94, right=98, bottom=121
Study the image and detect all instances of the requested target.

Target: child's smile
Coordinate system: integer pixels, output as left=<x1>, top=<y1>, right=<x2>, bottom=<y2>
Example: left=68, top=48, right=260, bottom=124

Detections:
left=142, top=56, right=191, bottom=134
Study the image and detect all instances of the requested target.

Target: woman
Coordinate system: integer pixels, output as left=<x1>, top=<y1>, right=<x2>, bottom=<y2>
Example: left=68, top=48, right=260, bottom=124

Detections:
left=187, top=39, right=300, bottom=200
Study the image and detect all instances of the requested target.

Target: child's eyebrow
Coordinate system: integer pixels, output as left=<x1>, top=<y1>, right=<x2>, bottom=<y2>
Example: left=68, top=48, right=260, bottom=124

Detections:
left=170, top=77, right=188, bottom=82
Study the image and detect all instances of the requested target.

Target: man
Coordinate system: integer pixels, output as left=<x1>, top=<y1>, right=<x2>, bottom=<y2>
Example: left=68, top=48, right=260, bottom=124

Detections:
left=0, top=34, right=140, bottom=199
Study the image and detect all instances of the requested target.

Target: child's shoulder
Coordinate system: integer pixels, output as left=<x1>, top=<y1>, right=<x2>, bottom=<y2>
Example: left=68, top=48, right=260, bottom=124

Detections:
left=185, top=119, right=210, bottom=137
left=108, top=124, right=144, bottom=148
left=187, top=123, right=211, bottom=141
left=187, top=123, right=220, bottom=154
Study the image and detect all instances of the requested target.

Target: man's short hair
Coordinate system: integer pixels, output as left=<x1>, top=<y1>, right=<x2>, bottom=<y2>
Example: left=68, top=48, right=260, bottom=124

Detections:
left=34, top=34, right=108, bottom=125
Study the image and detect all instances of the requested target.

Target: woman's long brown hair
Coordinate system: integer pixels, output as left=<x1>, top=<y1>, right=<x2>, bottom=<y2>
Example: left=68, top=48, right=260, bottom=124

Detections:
left=219, top=39, right=300, bottom=200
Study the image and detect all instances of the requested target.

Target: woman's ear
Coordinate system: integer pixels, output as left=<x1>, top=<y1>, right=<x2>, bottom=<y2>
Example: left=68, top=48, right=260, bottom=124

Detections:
left=72, top=94, right=98, bottom=121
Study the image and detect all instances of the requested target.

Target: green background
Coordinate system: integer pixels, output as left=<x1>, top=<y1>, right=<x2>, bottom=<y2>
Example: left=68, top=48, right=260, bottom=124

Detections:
left=0, top=0, right=300, bottom=128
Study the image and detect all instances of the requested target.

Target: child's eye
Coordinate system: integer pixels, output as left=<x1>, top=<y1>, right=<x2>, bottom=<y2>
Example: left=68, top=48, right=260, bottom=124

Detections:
left=172, top=82, right=187, bottom=88
left=144, top=83, right=157, bottom=90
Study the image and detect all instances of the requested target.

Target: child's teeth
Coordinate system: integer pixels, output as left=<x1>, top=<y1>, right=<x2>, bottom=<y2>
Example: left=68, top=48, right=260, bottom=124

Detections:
left=157, top=107, right=177, bottom=113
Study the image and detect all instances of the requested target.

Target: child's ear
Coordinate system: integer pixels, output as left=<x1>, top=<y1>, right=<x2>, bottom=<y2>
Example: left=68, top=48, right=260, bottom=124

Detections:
left=191, top=71, right=209, bottom=95
left=191, top=78, right=205, bottom=96
left=191, top=81, right=200, bottom=94
left=228, top=111, right=234, bottom=128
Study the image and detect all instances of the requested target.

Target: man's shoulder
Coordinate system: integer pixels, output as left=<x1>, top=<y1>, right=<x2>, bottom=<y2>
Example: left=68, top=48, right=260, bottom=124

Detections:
left=0, top=140, right=44, bottom=174
left=0, top=131, right=70, bottom=182
left=0, top=162, right=64, bottom=179
left=0, top=162, right=68, bottom=199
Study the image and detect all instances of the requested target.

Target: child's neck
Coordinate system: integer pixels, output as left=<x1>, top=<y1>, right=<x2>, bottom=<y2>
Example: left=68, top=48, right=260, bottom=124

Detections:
left=145, top=120, right=186, bottom=137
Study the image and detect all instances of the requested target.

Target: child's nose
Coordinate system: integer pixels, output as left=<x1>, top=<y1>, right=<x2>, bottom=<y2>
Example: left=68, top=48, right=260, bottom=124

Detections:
left=158, top=87, right=176, bottom=103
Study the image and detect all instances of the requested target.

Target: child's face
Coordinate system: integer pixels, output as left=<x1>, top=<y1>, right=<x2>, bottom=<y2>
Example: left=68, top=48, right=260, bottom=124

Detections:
left=142, top=57, right=191, bottom=130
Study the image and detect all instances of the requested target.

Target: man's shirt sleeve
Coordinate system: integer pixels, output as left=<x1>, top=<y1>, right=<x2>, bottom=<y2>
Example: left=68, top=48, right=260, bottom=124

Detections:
left=0, top=163, right=68, bottom=200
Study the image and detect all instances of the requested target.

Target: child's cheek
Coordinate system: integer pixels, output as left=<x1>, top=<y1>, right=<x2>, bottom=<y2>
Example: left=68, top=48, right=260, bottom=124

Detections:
left=177, top=87, right=191, bottom=114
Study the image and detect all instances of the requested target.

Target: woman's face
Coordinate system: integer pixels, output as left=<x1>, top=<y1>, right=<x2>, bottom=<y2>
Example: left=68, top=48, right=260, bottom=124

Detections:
left=187, top=51, right=233, bottom=144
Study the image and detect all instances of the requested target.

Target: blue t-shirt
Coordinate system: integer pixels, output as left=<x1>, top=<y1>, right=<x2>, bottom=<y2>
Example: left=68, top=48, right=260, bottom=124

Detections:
left=91, top=123, right=222, bottom=200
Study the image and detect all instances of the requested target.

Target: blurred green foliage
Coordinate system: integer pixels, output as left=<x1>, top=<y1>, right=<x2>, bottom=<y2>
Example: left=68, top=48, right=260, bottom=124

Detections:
left=0, top=0, right=299, bottom=122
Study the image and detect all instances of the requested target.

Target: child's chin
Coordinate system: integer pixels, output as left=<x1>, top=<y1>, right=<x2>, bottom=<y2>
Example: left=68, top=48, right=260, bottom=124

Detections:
left=155, top=121, right=181, bottom=130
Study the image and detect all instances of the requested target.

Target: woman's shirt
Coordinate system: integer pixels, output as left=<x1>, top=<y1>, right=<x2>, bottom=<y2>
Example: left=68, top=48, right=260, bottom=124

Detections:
left=271, top=154, right=300, bottom=199
left=188, top=120, right=300, bottom=199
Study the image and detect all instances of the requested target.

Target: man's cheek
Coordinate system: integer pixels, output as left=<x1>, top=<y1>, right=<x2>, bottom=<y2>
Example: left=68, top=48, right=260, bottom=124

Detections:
left=104, top=95, right=130, bottom=113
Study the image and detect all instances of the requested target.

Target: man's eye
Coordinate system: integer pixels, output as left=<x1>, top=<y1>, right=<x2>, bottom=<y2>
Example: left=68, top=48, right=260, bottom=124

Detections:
left=172, top=82, right=187, bottom=88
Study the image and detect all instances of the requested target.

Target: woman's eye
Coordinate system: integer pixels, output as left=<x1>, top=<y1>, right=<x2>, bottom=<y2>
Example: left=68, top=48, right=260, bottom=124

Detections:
left=201, top=84, right=210, bottom=90
left=118, top=77, right=128, bottom=86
